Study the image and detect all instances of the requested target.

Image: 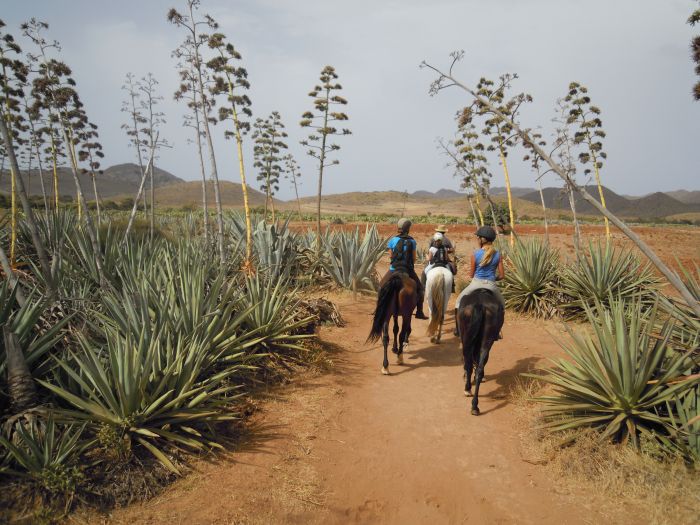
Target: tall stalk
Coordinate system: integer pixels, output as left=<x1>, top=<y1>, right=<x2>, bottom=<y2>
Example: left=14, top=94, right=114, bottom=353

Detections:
left=0, top=112, right=54, bottom=294
left=176, top=68, right=209, bottom=242
left=537, top=178, right=548, bottom=243
left=169, top=3, right=226, bottom=263
left=422, top=55, right=700, bottom=317
left=124, top=136, right=158, bottom=240
left=207, top=31, right=255, bottom=267
left=300, top=65, right=351, bottom=249
left=565, top=82, right=610, bottom=238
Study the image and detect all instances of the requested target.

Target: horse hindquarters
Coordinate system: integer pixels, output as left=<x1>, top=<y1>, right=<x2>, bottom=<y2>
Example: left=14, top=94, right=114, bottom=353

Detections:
left=368, top=274, right=405, bottom=375
left=427, top=268, right=452, bottom=340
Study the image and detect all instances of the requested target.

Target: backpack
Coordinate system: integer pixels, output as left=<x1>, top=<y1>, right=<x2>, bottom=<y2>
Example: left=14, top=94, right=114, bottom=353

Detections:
left=432, top=245, right=448, bottom=268
left=391, top=235, right=414, bottom=271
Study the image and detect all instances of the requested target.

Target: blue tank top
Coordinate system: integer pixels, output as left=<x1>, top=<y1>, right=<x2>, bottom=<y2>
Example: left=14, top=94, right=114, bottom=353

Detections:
left=474, top=249, right=500, bottom=281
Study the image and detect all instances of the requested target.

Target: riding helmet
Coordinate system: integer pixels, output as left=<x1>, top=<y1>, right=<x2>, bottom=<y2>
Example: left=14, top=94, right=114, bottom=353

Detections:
left=475, top=225, right=497, bottom=242
left=397, top=218, right=412, bottom=232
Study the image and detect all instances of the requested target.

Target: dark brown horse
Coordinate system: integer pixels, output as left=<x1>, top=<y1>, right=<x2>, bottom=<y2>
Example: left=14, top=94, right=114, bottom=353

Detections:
left=457, top=289, right=504, bottom=415
left=367, top=272, right=418, bottom=375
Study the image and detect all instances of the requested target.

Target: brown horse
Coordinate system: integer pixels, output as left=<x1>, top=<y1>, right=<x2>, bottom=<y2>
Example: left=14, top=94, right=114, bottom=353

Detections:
left=367, top=272, right=418, bottom=375
left=457, top=289, right=504, bottom=415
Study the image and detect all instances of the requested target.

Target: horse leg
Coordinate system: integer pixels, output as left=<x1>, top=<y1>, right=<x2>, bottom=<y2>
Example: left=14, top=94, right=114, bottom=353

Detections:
left=398, top=314, right=411, bottom=364
left=391, top=315, right=399, bottom=354
left=460, top=305, right=475, bottom=396
left=472, top=308, right=498, bottom=414
left=381, top=321, right=390, bottom=375
left=436, top=311, right=444, bottom=344
left=471, top=338, right=494, bottom=415
left=453, top=308, right=459, bottom=337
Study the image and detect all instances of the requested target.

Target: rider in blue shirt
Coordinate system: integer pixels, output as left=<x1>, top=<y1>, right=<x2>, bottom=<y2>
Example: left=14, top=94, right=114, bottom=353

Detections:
left=379, top=218, right=427, bottom=319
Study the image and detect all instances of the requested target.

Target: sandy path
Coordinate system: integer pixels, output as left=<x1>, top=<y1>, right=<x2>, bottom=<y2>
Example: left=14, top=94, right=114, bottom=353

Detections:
left=102, top=294, right=638, bottom=525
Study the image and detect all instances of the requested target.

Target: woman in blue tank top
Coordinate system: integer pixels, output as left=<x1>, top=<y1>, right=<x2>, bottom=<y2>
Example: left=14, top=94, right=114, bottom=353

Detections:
left=455, top=225, right=505, bottom=308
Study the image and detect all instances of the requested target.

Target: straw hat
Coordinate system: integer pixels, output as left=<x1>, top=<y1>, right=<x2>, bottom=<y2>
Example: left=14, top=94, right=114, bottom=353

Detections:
left=435, top=224, right=448, bottom=233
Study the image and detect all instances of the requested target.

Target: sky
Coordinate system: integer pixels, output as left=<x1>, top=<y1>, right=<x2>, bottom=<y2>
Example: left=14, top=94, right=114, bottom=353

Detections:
left=3, top=0, right=699, bottom=199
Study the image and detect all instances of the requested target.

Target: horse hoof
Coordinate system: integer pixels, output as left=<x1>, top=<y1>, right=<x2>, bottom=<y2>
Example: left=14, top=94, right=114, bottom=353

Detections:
left=381, top=367, right=389, bottom=375
left=430, top=336, right=436, bottom=344
left=464, top=390, right=472, bottom=397
left=396, top=354, right=404, bottom=365
left=471, top=407, right=480, bottom=416
left=391, top=348, right=398, bottom=355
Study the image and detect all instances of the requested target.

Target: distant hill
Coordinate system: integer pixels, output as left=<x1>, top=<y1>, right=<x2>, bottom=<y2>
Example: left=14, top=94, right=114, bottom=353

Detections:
left=297, top=190, right=546, bottom=219
left=412, top=187, right=535, bottom=199
left=489, top=186, right=536, bottom=198
left=0, top=163, right=183, bottom=200
left=131, top=180, right=281, bottom=209
left=520, top=185, right=700, bottom=219
left=665, top=190, right=700, bottom=205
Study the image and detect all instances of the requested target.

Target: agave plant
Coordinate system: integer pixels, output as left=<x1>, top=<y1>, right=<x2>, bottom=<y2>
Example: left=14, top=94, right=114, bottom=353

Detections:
left=502, top=238, right=559, bottom=317
left=530, top=298, right=700, bottom=448
left=40, top=330, right=238, bottom=474
left=668, top=385, right=700, bottom=466
left=0, top=282, right=71, bottom=381
left=0, top=414, right=88, bottom=498
left=239, top=275, right=315, bottom=354
left=251, top=219, right=298, bottom=281
left=558, top=241, right=660, bottom=319
left=38, top=241, right=267, bottom=473
left=321, top=225, right=385, bottom=292
left=660, top=261, right=700, bottom=355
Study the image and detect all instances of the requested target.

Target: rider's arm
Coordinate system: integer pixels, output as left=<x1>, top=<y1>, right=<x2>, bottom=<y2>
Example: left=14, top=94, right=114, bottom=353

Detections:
left=467, top=254, right=476, bottom=279
left=496, top=256, right=505, bottom=281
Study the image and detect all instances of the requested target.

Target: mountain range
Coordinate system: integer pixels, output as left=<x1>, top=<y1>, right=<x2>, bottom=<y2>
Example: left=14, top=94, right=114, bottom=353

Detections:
left=1, top=164, right=698, bottom=219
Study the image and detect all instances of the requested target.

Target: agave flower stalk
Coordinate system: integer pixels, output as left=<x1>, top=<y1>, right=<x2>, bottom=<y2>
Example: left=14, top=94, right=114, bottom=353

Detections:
left=421, top=54, right=700, bottom=318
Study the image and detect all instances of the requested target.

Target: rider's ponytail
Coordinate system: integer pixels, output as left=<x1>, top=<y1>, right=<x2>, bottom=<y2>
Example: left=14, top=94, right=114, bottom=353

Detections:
left=480, top=243, right=496, bottom=267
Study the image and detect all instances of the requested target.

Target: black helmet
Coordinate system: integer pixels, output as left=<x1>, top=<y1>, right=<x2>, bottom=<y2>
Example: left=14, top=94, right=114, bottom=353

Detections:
left=475, top=225, right=497, bottom=242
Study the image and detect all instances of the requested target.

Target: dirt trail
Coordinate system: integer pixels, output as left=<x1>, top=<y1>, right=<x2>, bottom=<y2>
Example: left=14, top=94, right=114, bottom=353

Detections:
left=103, top=294, right=639, bottom=525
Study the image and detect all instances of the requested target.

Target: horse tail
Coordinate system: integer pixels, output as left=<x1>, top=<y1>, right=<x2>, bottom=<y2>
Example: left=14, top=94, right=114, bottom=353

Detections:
left=460, top=300, right=484, bottom=352
left=366, top=273, right=403, bottom=343
left=427, top=271, right=445, bottom=336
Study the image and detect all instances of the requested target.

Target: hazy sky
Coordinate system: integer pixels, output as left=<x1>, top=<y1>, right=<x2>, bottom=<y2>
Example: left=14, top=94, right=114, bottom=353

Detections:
left=4, top=0, right=699, bottom=199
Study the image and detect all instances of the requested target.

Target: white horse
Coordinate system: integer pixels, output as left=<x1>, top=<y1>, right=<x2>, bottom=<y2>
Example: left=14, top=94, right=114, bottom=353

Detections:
left=425, top=266, right=453, bottom=344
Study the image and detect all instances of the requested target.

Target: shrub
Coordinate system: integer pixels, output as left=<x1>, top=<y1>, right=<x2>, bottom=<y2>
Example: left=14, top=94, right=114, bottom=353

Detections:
left=529, top=298, right=700, bottom=449
left=558, top=242, right=660, bottom=319
left=0, top=415, right=88, bottom=499
left=321, top=225, right=385, bottom=292
left=502, top=238, right=559, bottom=318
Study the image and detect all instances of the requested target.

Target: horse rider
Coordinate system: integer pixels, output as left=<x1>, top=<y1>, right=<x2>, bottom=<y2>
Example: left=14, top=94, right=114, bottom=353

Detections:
left=455, top=224, right=506, bottom=317
left=420, top=225, right=456, bottom=299
left=424, top=231, right=457, bottom=278
left=381, top=218, right=428, bottom=319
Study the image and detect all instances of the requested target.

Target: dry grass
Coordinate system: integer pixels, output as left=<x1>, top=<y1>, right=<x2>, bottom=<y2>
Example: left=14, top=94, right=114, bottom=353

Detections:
left=509, top=377, right=700, bottom=525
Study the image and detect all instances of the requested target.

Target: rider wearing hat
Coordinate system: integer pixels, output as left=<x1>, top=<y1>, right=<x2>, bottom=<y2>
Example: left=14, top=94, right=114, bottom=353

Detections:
left=420, top=225, right=457, bottom=303
left=455, top=225, right=505, bottom=308
left=381, top=218, right=428, bottom=319
left=432, top=224, right=455, bottom=255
